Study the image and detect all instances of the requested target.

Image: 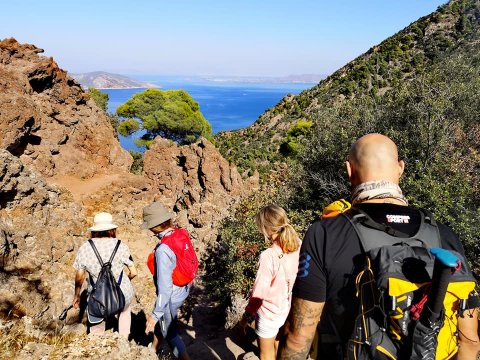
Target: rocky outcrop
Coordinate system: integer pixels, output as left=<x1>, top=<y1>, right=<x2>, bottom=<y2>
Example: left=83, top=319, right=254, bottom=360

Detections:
left=143, top=137, right=259, bottom=249
left=0, top=38, right=260, bottom=359
left=0, top=142, right=258, bottom=357
left=0, top=38, right=132, bottom=179
left=0, top=149, right=85, bottom=325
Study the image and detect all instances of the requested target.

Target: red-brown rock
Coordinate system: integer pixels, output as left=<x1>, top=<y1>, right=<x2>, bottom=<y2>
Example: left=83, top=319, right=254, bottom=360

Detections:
left=0, top=38, right=132, bottom=179
left=143, top=137, right=258, bottom=248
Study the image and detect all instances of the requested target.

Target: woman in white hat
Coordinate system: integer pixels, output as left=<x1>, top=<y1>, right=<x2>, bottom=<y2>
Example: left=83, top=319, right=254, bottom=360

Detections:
left=72, top=212, right=137, bottom=337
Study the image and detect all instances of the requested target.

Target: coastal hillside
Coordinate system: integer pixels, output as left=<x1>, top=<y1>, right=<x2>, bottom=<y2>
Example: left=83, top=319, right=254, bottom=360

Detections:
left=210, top=0, right=479, bottom=316
left=215, top=0, right=480, bottom=175
left=1, top=0, right=479, bottom=357
left=71, top=71, right=158, bottom=89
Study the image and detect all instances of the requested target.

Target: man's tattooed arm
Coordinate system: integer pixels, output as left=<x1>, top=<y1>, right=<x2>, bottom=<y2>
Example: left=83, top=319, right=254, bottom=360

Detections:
left=278, top=298, right=324, bottom=360
left=457, top=307, right=480, bottom=360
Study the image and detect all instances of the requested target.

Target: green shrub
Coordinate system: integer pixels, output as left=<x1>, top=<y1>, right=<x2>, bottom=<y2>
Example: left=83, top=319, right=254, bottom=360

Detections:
left=286, top=120, right=313, bottom=137
left=118, top=119, right=140, bottom=137
left=280, top=138, right=302, bottom=156
left=129, top=151, right=143, bottom=175
left=204, top=189, right=315, bottom=315
left=204, top=194, right=269, bottom=308
left=88, top=88, right=108, bottom=112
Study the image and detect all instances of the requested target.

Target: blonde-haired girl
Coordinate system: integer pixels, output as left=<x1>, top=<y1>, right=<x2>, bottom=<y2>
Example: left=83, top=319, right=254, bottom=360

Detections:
left=241, top=204, right=301, bottom=360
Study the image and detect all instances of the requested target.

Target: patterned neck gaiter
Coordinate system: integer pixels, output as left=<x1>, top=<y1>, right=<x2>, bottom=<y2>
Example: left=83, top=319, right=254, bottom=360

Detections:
left=351, top=180, right=408, bottom=205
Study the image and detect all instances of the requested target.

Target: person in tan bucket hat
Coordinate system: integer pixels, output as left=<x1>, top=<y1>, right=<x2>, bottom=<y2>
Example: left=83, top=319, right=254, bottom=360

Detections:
left=141, top=202, right=174, bottom=230
left=72, top=212, right=137, bottom=337
left=143, top=202, right=198, bottom=360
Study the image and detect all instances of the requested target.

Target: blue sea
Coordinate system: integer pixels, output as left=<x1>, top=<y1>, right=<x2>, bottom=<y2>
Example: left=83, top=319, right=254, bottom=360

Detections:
left=103, top=76, right=316, bottom=152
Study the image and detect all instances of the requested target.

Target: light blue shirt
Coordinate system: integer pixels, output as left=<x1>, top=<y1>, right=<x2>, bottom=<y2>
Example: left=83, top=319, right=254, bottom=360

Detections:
left=151, top=243, right=189, bottom=322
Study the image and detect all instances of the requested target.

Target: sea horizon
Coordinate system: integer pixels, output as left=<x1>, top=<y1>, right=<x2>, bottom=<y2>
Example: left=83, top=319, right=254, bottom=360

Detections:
left=104, top=76, right=317, bottom=152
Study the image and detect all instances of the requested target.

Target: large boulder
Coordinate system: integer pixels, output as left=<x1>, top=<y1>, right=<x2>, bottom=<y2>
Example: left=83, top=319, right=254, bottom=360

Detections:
left=0, top=38, right=132, bottom=179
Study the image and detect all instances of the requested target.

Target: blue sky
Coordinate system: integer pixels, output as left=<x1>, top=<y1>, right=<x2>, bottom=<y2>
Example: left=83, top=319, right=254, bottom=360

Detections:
left=2, top=0, right=447, bottom=77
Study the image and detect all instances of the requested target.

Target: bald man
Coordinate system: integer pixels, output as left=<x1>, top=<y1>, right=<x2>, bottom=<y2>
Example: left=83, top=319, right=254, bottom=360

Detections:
left=278, top=134, right=479, bottom=359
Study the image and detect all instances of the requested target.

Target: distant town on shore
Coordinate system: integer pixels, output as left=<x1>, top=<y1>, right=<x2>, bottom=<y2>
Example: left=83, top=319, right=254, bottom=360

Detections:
left=70, top=71, right=326, bottom=89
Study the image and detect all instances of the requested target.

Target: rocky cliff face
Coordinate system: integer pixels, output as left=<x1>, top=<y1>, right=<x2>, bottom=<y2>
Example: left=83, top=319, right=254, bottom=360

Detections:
left=0, top=149, right=84, bottom=323
left=143, top=137, right=258, bottom=248
left=0, top=38, right=132, bottom=179
left=0, top=38, right=258, bottom=358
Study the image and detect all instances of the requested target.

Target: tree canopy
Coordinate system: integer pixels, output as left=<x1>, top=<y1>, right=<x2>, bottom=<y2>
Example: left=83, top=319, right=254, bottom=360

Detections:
left=117, top=89, right=212, bottom=147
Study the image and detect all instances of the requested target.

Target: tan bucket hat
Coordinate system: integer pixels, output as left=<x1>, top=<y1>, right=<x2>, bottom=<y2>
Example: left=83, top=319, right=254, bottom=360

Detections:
left=141, top=202, right=174, bottom=229
left=88, top=212, right=118, bottom=232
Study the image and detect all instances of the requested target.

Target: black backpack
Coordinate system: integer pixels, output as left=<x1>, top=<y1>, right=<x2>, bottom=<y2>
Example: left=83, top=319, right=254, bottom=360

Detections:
left=87, top=239, right=126, bottom=319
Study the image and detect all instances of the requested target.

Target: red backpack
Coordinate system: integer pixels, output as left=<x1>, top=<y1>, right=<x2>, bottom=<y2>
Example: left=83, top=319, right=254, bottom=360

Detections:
left=147, top=228, right=199, bottom=286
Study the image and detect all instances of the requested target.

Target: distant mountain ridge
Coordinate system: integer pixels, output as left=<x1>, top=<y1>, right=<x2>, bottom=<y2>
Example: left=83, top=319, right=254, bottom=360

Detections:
left=201, top=74, right=326, bottom=84
left=70, top=71, right=158, bottom=89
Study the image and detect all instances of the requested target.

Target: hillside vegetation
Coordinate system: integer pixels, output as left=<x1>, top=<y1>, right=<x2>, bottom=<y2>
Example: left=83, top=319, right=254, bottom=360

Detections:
left=210, top=0, right=480, bottom=313
left=215, top=0, right=480, bottom=175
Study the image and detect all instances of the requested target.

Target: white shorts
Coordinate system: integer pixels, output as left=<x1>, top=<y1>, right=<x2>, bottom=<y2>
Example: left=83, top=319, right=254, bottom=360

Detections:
left=255, top=314, right=285, bottom=339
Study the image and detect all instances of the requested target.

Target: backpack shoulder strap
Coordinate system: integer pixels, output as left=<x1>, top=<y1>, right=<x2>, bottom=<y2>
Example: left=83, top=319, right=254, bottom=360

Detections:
left=110, top=240, right=123, bottom=284
left=108, top=240, right=121, bottom=263
left=88, top=239, right=123, bottom=286
left=160, top=228, right=182, bottom=252
left=343, top=207, right=441, bottom=253
left=277, top=254, right=290, bottom=291
left=88, top=239, right=122, bottom=265
left=88, top=239, right=104, bottom=266
left=417, top=208, right=441, bottom=248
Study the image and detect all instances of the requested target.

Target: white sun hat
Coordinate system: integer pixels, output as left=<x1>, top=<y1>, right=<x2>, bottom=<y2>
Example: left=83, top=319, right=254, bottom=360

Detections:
left=88, top=212, right=118, bottom=232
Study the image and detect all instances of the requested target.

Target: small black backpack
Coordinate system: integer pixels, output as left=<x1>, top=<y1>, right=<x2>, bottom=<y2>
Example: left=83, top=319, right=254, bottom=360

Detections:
left=87, top=239, right=126, bottom=319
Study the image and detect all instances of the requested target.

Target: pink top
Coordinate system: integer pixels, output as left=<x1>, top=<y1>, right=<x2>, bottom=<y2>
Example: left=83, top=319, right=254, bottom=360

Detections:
left=246, top=242, right=300, bottom=322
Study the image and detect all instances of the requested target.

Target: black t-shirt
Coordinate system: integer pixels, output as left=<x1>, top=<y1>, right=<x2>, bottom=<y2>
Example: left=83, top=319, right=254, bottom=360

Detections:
left=292, top=203, right=476, bottom=343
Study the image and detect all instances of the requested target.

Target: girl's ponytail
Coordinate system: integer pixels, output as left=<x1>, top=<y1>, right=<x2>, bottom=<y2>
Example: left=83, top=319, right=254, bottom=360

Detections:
left=255, top=205, right=300, bottom=254
left=277, top=223, right=300, bottom=253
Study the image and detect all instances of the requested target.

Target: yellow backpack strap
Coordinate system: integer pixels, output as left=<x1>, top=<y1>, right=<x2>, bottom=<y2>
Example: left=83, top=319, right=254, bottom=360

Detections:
left=321, top=199, right=351, bottom=219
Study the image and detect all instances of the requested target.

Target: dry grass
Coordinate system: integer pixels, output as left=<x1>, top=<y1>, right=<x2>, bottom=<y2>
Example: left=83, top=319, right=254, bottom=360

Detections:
left=0, top=322, right=79, bottom=359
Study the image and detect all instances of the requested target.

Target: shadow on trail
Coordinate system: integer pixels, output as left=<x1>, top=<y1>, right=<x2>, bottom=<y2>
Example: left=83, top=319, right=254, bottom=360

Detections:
left=180, top=285, right=259, bottom=360
left=127, top=286, right=260, bottom=359
left=230, top=325, right=259, bottom=360
left=130, top=310, right=153, bottom=345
